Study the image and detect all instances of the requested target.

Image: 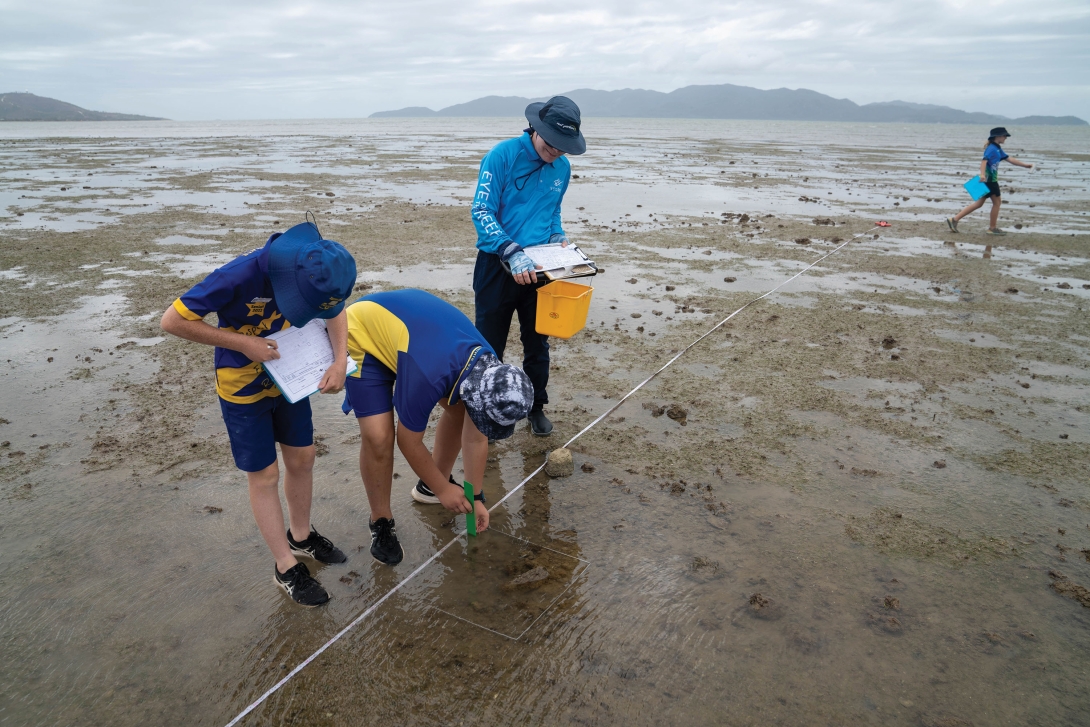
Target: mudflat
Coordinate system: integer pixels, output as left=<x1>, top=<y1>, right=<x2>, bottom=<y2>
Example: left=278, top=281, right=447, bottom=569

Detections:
left=1, top=118, right=1089, bottom=726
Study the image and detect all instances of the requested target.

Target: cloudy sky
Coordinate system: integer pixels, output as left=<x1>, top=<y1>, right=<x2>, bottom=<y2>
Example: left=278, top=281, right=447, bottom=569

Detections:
left=3, top=0, right=1088, bottom=121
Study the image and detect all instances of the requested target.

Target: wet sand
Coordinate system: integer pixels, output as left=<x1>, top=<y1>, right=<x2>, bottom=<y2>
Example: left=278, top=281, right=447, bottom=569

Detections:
left=1, top=119, right=1089, bottom=726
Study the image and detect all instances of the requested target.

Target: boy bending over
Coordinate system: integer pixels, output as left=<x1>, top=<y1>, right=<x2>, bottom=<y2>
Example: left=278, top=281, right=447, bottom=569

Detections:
left=341, top=289, right=533, bottom=564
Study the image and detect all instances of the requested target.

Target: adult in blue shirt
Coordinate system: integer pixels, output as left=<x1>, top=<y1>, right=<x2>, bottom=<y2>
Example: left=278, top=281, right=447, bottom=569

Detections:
left=471, top=96, right=586, bottom=436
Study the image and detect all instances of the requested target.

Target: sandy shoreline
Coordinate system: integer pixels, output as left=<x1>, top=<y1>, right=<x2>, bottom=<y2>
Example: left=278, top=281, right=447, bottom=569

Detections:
left=2, top=119, right=1089, bottom=725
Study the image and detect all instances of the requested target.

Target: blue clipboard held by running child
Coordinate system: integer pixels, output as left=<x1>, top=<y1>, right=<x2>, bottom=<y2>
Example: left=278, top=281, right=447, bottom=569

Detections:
left=963, top=176, right=991, bottom=201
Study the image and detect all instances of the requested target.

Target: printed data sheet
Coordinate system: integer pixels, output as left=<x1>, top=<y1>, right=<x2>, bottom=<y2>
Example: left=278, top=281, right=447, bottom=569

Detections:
left=262, top=319, right=356, bottom=403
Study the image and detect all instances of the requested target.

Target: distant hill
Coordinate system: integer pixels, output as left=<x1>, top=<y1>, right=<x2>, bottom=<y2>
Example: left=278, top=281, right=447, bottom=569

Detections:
left=0, top=93, right=165, bottom=121
left=371, top=84, right=1087, bottom=126
left=370, top=106, right=438, bottom=118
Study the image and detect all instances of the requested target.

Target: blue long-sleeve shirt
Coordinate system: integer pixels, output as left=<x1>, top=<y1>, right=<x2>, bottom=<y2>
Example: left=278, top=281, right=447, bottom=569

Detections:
left=472, top=132, right=569, bottom=260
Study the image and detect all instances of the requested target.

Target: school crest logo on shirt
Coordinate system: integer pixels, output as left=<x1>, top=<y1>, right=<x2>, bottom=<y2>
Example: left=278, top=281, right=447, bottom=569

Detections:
left=247, top=297, right=272, bottom=317
left=236, top=311, right=283, bottom=336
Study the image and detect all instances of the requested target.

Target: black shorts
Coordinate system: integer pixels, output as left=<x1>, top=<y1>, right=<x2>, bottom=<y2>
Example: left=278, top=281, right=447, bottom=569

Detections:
left=984, top=181, right=1001, bottom=198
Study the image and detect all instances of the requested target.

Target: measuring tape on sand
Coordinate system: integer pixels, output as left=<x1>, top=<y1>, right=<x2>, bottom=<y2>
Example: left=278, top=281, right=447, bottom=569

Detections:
left=225, top=222, right=887, bottom=726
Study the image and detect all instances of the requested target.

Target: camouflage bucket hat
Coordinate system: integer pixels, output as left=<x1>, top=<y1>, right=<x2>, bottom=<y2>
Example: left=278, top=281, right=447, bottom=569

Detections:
left=459, top=353, right=534, bottom=440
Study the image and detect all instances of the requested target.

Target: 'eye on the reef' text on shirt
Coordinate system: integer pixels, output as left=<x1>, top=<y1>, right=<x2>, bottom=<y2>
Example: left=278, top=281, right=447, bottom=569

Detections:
left=471, top=132, right=569, bottom=258
left=171, top=237, right=290, bottom=403
left=344, top=289, right=493, bottom=432
left=983, top=142, right=1009, bottom=183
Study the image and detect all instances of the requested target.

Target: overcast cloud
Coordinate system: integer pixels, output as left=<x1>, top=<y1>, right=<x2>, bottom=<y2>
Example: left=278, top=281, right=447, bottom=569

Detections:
left=2, top=0, right=1088, bottom=121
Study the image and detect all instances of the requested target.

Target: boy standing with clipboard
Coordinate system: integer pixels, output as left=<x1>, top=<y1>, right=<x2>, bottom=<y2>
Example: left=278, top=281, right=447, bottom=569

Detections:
left=160, top=220, right=357, bottom=607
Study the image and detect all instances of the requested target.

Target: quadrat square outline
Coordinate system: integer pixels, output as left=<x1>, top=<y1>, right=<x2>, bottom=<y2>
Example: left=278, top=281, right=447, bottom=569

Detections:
left=426, top=529, right=590, bottom=641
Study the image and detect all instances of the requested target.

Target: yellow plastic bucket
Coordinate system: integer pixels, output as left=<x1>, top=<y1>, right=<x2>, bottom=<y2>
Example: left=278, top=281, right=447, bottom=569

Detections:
left=535, top=280, right=593, bottom=339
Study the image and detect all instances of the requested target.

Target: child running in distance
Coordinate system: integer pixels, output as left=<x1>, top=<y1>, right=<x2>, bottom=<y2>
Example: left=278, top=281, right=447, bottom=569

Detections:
left=947, top=127, right=1033, bottom=236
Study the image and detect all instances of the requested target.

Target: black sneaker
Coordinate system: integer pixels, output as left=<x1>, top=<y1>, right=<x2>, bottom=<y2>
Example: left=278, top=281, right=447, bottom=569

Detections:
left=411, top=474, right=459, bottom=505
left=287, top=527, right=348, bottom=564
left=528, top=408, right=553, bottom=436
left=274, top=562, right=330, bottom=607
left=369, top=517, right=404, bottom=566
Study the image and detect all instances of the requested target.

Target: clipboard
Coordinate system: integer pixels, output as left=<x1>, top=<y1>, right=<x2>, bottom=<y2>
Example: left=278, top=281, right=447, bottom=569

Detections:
left=261, top=319, right=358, bottom=404
left=963, top=175, right=991, bottom=201
left=501, top=243, right=599, bottom=283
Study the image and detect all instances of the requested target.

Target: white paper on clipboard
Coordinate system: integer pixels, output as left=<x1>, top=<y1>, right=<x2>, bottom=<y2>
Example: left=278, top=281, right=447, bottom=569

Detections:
left=261, top=319, right=357, bottom=404
left=524, top=244, right=589, bottom=272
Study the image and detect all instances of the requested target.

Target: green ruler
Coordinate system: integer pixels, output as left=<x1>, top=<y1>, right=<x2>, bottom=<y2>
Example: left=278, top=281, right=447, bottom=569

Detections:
left=463, top=480, right=477, bottom=536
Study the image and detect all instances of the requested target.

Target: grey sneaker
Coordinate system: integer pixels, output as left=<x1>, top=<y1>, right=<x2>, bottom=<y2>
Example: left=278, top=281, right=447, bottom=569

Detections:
left=528, top=408, right=553, bottom=436
left=986, top=228, right=1008, bottom=236
left=946, top=217, right=959, bottom=233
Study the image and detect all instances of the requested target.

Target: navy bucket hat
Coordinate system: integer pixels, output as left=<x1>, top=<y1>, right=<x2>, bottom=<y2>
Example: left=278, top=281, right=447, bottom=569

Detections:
left=459, top=353, right=534, bottom=440
left=989, top=127, right=1011, bottom=139
left=268, top=220, right=357, bottom=327
left=525, top=96, right=586, bottom=155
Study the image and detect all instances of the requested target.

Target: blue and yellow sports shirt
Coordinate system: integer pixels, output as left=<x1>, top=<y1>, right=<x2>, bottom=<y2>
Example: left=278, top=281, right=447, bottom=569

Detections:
left=172, top=237, right=291, bottom=404
left=345, top=289, right=494, bottom=432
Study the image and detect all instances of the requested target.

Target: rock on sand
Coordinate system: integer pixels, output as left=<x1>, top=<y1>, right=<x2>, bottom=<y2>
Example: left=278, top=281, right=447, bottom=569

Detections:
left=545, top=447, right=574, bottom=477
left=506, top=566, right=550, bottom=589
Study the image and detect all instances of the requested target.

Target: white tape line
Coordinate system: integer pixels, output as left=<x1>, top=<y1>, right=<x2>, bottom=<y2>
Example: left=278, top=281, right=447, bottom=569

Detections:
left=225, top=226, right=874, bottom=726
left=557, top=231, right=869, bottom=449
left=225, top=461, right=547, bottom=727
left=225, top=533, right=463, bottom=726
